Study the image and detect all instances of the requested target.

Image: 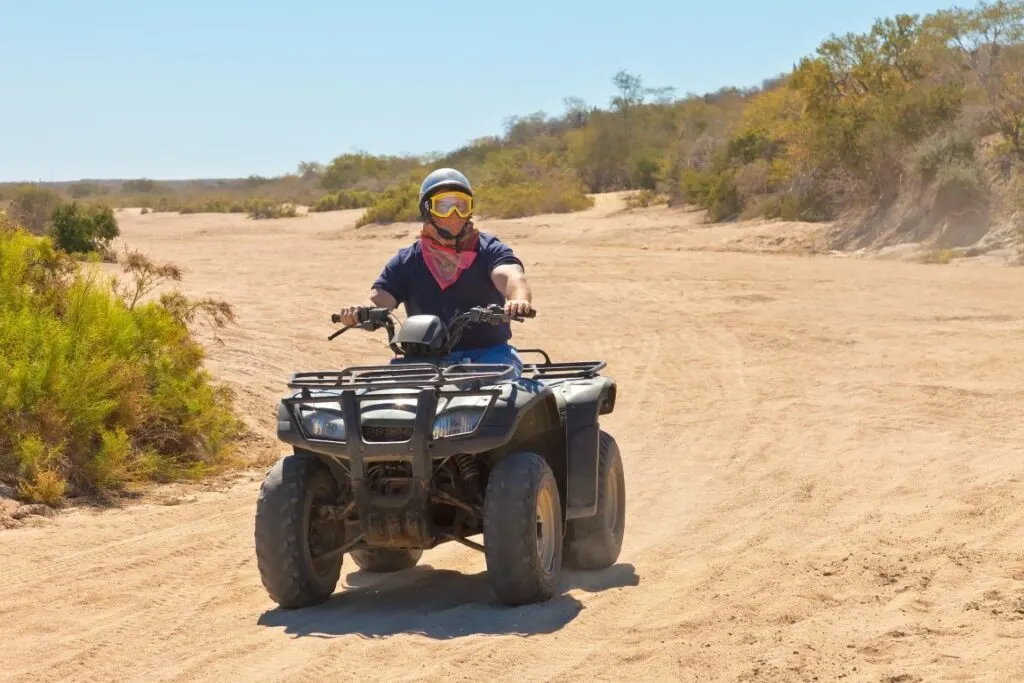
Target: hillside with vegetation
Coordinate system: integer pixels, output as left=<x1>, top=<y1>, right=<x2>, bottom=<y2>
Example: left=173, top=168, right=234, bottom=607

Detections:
left=3, top=1, right=1021, bottom=256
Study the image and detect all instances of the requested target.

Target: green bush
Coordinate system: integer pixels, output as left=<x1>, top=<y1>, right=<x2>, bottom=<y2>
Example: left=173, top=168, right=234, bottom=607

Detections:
left=0, top=215, right=244, bottom=504
left=309, top=189, right=379, bottom=212
left=912, top=129, right=978, bottom=182
left=473, top=148, right=595, bottom=218
left=355, top=183, right=420, bottom=227
left=247, top=200, right=298, bottom=220
left=48, top=201, right=120, bottom=256
left=476, top=175, right=594, bottom=218
left=679, top=166, right=742, bottom=221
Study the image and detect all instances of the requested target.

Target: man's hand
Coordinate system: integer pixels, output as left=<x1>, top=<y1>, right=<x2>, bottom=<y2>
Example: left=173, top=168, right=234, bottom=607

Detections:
left=336, top=305, right=367, bottom=327
left=337, top=289, right=398, bottom=327
left=504, top=299, right=533, bottom=318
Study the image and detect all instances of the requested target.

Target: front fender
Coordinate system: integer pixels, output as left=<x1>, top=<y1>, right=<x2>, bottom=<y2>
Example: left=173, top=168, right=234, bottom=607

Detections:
left=557, top=376, right=616, bottom=519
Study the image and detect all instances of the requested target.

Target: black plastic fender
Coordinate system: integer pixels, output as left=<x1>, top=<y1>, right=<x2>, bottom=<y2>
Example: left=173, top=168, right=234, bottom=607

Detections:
left=553, top=376, right=617, bottom=519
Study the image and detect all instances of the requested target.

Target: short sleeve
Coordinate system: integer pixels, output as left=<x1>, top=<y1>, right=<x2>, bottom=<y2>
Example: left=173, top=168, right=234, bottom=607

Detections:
left=481, top=235, right=524, bottom=272
left=371, top=252, right=410, bottom=304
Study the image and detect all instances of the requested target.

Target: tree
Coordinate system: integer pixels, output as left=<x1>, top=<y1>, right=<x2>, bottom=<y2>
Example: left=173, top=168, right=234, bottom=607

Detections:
left=48, top=202, right=120, bottom=255
left=562, top=97, right=590, bottom=128
left=296, top=161, right=324, bottom=180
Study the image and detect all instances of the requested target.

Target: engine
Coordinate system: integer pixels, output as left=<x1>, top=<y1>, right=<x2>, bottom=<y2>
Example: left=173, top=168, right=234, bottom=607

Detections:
left=365, top=461, right=413, bottom=496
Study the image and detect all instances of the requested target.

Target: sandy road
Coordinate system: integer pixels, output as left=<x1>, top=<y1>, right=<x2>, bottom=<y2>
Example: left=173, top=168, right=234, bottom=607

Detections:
left=2, top=200, right=1023, bottom=682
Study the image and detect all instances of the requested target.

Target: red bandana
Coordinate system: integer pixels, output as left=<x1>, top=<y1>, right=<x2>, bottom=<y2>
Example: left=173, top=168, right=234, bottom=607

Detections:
left=420, top=224, right=479, bottom=290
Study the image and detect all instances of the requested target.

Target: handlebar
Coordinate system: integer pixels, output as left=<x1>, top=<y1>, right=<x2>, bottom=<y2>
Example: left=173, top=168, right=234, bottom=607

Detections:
left=460, top=304, right=536, bottom=325
left=327, top=307, right=396, bottom=341
left=330, top=307, right=392, bottom=327
left=327, top=304, right=536, bottom=352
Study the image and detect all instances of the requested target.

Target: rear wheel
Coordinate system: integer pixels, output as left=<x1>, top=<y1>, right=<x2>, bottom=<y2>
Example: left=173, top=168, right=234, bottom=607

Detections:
left=563, top=430, right=625, bottom=569
left=483, top=450, right=563, bottom=606
left=349, top=548, right=423, bottom=572
left=254, top=454, right=345, bottom=609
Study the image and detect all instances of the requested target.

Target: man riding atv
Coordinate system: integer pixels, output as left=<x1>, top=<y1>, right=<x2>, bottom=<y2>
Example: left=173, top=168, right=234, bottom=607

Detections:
left=337, top=167, right=534, bottom=377
left=254, top=168, right=625, bottom=610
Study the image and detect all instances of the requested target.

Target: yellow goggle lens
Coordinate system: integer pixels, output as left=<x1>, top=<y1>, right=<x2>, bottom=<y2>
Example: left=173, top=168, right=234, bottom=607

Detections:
left=428, top=191, right=473, bottom=218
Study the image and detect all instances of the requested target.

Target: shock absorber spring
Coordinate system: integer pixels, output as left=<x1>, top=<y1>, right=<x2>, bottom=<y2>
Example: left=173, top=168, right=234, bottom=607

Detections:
left=454, top=454, right=481, bottom=501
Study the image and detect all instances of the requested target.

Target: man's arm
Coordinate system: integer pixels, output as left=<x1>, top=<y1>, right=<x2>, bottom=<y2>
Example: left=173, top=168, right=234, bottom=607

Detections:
left=337, top=254, right=406, bottom=326
left=491, top=263, right=533, bottom=316
left=359, top=288, right=398, bottom=309
left=491, top=263, right=531, bottom=301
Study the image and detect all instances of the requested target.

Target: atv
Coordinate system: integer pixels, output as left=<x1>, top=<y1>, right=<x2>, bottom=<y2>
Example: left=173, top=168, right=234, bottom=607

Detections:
left=254, top=304, right=625, bottom=609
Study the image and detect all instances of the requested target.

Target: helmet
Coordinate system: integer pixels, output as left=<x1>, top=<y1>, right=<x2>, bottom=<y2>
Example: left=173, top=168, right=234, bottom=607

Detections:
left=417, top=167, right=475, bottom=245
left=418, top=167, right=473, bottom=207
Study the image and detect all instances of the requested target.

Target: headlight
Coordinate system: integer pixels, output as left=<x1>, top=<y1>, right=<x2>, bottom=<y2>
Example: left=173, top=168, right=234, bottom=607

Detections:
left=432, top=410, right=483, bottom=439
left=294, top=404, right=483, bottom=441
left=299, top=407, right=347, bottom=441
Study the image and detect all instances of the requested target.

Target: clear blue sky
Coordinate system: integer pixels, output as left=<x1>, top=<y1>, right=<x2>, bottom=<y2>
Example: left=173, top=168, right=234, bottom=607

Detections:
left=1, top=0, right=960, bottom=182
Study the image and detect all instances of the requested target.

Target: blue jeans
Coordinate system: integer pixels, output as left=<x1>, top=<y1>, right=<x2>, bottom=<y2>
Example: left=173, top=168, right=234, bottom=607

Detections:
left=391, top=343, right=523, bottom=380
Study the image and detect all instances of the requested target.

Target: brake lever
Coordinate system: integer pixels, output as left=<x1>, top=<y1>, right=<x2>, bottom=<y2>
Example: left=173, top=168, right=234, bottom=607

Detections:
left=328, top=325, right=354, bottom=340
left=327, top=313, right=379, bottom=340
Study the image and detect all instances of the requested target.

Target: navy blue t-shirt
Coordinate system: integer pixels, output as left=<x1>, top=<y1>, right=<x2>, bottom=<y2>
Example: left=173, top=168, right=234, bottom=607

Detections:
left=371, top=232, right=524, bottom=351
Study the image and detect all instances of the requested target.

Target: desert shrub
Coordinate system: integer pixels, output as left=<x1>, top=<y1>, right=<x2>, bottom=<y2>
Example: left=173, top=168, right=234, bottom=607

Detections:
left=678, top=164, right=742, bottom=222
left=476, top=174, right=594, bottom=218
left=921, top=247, right=964, bottom=264
left=309, top=189, right=379, bottom=212
left=247, top=200, right=298, bottom=220
left=0, top=217, right=244, bottom=504
left=177, top=196, right=252, bottom=214
left=935, top=158, right=988, bottom=201
left=355, top=183, right=421, bottom=227
left=7, top=184, right=63, bottom=234
left=912, top=129, right=978, bottom=182
left=111, top=195, right=298, bottom=217
left=624, top=189, right=667, bottom=209
left=68, top=182, right=103, bottom=198
left=473, top=148, right=595, bottom=218
left=121, top=178, right=167, bottom=194
left=48, top=201, right=120, bottom=256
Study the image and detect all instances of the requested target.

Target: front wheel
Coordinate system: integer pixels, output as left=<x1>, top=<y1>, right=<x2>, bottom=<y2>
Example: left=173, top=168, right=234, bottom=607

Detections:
left=483, top=450, right=564, bottom=606
left=254, top=454, right=345, bottom=609
left=563, top=430, right=626, bottom=569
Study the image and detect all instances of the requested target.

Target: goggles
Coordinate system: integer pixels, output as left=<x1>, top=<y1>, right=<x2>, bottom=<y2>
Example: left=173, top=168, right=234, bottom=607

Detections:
left=427, top=190, right=473, bottom=218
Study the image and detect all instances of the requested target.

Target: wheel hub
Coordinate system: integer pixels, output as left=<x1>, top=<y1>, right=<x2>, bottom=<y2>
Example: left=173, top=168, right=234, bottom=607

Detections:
left=535, top=483, right=557, bottom=573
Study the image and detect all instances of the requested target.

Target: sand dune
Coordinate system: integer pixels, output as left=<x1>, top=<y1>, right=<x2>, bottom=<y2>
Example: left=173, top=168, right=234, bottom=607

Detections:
left=2, top=197, right=1022, bottom=682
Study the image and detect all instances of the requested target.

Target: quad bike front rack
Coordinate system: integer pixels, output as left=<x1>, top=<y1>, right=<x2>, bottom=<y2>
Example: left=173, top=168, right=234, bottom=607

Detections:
left=287, top=362, right=518, bottom=393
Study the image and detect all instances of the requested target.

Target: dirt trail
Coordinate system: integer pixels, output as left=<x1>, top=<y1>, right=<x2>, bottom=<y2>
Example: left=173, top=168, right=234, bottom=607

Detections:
left=2, top=198, right=1024, bottom=682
